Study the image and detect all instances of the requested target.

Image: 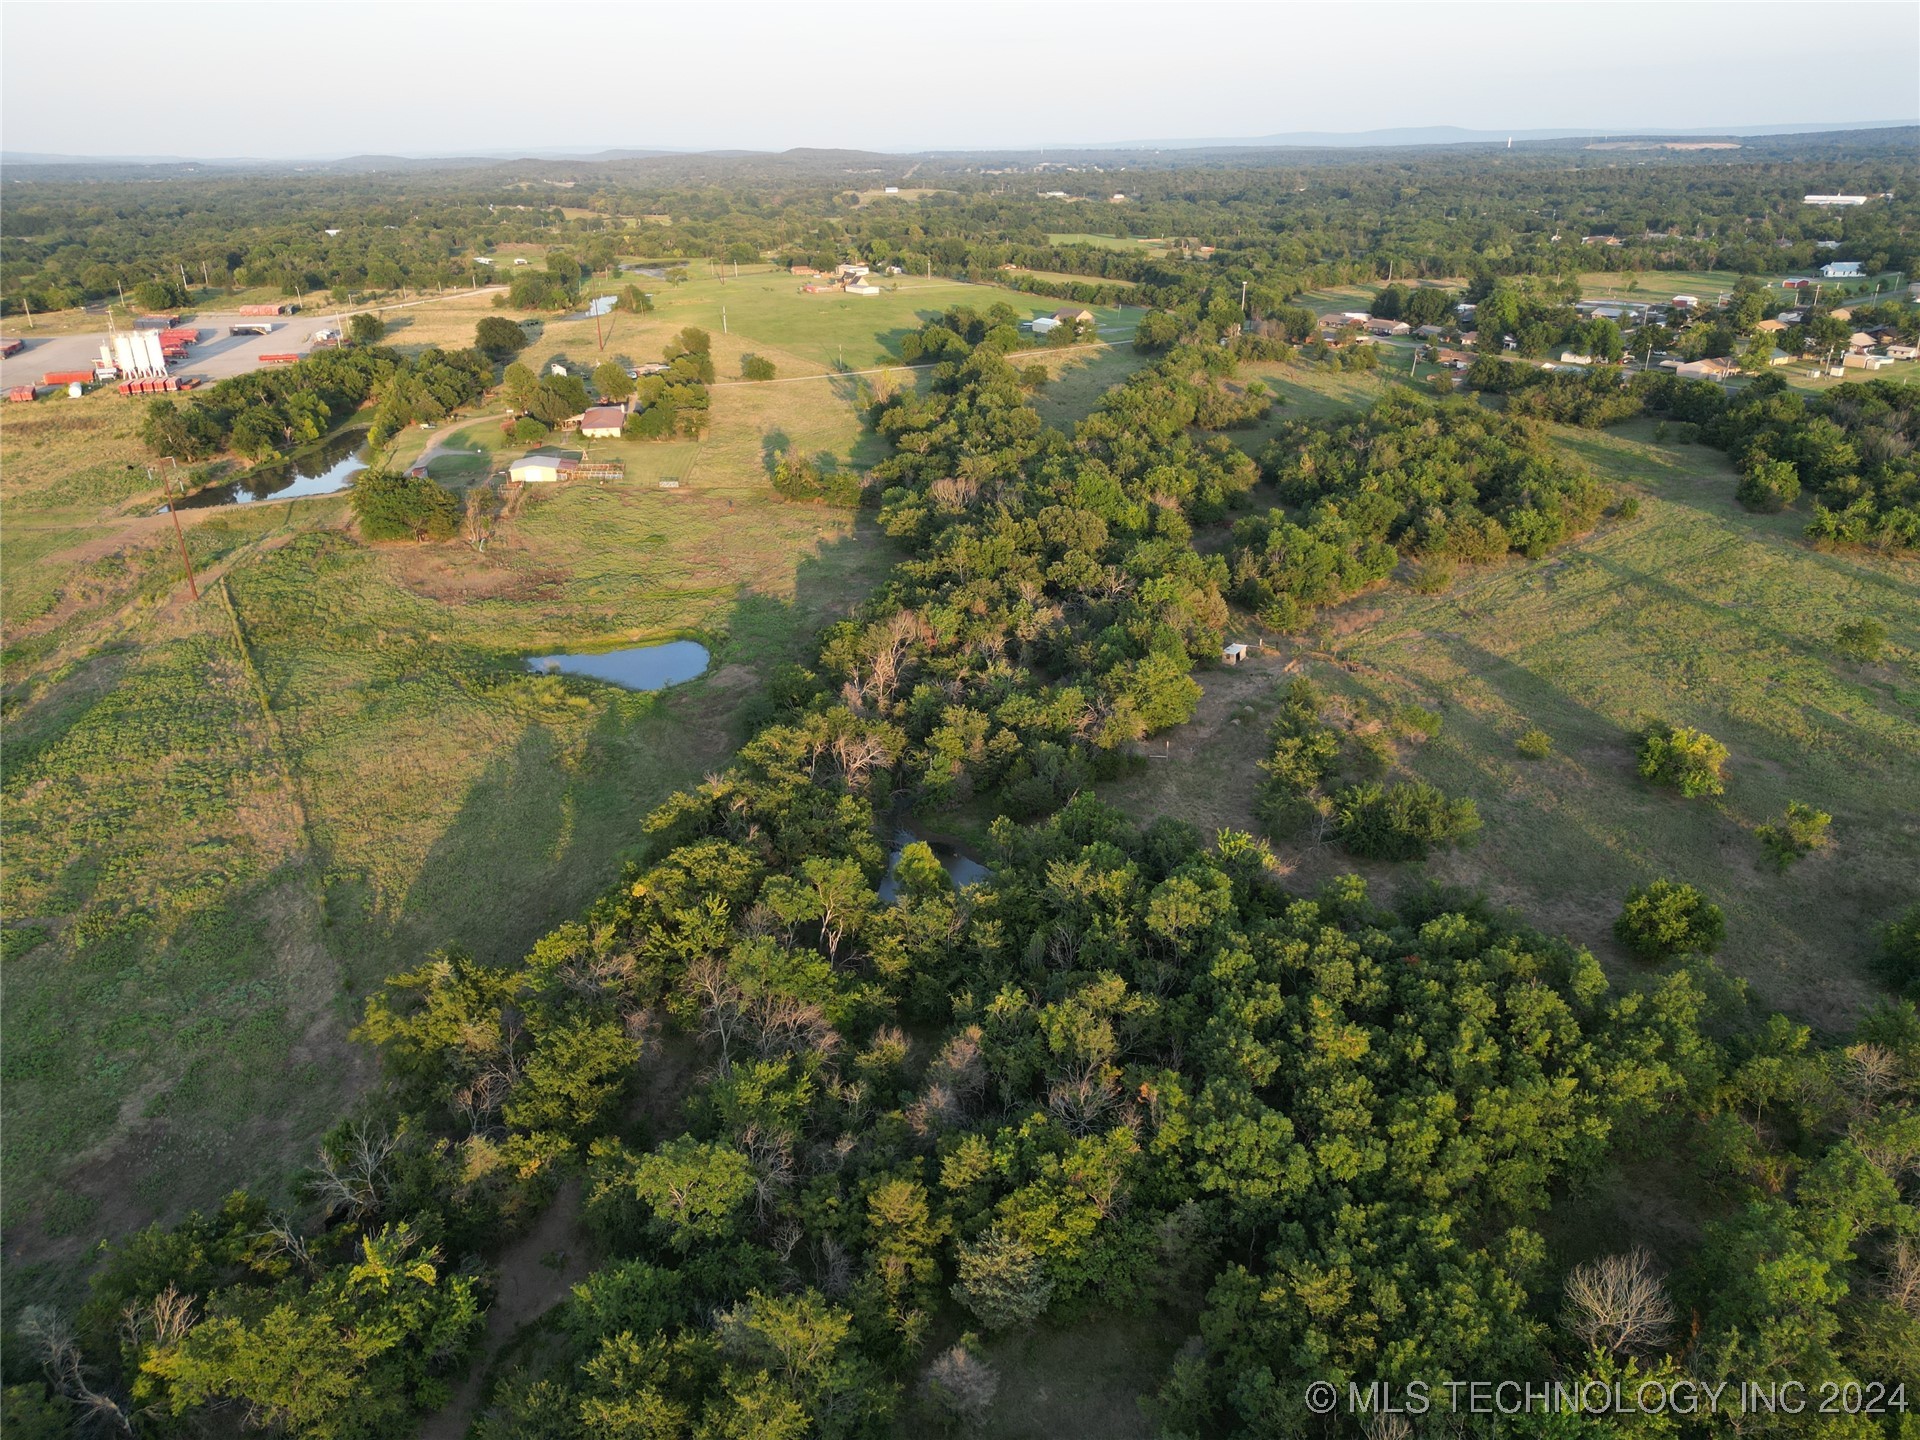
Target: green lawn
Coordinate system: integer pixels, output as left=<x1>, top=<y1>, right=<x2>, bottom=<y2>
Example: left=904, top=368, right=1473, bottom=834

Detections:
left=1102, top=421, right=1920, bottom=1030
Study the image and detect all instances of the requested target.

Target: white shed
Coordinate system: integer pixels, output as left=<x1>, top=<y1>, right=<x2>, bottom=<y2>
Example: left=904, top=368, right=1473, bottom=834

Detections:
left=510, top=452, right=579, bottom=484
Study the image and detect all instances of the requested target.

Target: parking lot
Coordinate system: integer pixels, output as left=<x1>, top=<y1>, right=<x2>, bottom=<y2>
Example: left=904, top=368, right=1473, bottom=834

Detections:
left=0, top=310, right=348, bottom=392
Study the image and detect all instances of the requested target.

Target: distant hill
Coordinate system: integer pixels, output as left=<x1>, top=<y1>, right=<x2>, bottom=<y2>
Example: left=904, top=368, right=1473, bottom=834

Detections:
left=4, top=120, right=1914, bottom=172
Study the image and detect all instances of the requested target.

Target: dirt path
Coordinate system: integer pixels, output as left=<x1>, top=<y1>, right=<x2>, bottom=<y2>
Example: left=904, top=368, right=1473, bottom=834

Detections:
left=418, top=1181, right=590, bottom=1440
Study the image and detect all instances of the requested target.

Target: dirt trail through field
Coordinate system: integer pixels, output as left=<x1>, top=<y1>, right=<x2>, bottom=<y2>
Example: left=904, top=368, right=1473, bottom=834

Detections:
left=418, top=1182, right=590, bottom=1440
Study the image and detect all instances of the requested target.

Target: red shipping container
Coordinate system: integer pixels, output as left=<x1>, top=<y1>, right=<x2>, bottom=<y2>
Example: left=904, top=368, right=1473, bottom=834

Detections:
left=258, top=353, right=301, bottom=364
left=42, top=370, right=93, bottom=385
left=8, top=385, right=36, bottom=402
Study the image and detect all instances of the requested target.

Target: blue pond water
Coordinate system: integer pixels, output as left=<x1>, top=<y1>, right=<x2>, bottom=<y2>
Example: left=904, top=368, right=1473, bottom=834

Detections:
left=171, top=429, right=369, bottom=509
left=876, top=827, right=991, bottom=902
left=525, top=640, right=710, bottom=691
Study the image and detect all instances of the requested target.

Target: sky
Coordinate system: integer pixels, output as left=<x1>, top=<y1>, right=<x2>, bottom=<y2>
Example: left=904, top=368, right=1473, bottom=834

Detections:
left=3, top=0, right=1916, bottom=159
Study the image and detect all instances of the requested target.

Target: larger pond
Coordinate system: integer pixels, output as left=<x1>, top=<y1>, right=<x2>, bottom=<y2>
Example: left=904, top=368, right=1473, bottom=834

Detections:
left=876, top=825, right=991, bottom=902
left=171, top=429, right=370, bottom=510
left=524, top=640, right=710, bottom=691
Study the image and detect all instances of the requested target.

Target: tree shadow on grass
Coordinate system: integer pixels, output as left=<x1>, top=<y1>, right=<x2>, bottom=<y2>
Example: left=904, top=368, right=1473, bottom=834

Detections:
left=390, top=518, right=890, bottom=974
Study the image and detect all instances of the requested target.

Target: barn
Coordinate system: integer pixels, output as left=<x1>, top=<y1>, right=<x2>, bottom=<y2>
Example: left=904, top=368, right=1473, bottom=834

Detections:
left=509, top=449, right=582, bottom=484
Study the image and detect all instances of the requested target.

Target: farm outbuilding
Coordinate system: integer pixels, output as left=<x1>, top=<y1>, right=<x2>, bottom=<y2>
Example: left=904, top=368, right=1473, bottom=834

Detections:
left=509, top=449, right=582, bottom=484
left=1221, top=642, right=1251, bottom=665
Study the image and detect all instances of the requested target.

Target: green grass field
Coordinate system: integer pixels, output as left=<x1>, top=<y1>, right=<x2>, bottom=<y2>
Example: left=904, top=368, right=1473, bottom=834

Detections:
left=0, top=278, right=924, bottom=1279
left=1046, top=233, right=1168, bottom=253
left=1102, top=418, right=1920, bottom=1029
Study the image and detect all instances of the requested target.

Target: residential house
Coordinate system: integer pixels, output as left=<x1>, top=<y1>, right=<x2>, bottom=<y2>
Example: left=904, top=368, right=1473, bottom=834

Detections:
left=1820, top=261, right=1864, bottom=279
left=580, top=405, right=626, bottom=439
left=1848, top=332, right=1877, bottom=351
left=1674, top=358, right=1737, bottom=381
left=1754, top=319, right=1788, bottom=333
left=1804, top=195, right=1869, bottom=206
left=1363, top=317, right=1411, bottom=336
left=1884, top=343, right=1919, bottom=361
left=1053, top=307, right=1096, bottom=328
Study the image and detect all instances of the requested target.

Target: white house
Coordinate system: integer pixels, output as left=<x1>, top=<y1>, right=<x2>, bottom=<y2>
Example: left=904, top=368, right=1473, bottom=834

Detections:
left=1820, top=261, right=1865, bottom=279
left=1884, top=344, right=1919, bottom=361
left=580, top=405, right=626, bottom=439
left=1804, top=195, right=1868, bottom=206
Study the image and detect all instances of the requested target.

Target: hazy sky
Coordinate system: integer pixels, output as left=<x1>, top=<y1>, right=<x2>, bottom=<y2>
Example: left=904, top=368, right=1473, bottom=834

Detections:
left=3, top=0, right=1916, bottom=158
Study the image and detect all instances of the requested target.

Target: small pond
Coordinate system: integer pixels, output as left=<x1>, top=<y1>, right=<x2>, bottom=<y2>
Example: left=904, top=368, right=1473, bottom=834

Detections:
left=524, top=640, right=710, bottom=691
left=170, top=428, right=370, bottom=510
left=877, top=825, right=991, bottom=902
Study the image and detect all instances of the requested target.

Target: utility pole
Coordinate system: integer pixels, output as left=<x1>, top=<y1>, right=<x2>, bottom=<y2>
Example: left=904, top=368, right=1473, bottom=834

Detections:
left=1240, top=279, right=1248, bottom=317
left=154, top=466, right=200, bottom=601
left=722, top=305, right=728, bottom=335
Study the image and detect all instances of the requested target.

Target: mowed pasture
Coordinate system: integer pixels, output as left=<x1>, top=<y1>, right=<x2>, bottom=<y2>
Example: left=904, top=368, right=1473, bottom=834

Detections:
left=1, top=278, right=972, bottom=1277
left=382, top=266, right=1140, bottom=381
left=1102, top=419, right=1920, bottom=1029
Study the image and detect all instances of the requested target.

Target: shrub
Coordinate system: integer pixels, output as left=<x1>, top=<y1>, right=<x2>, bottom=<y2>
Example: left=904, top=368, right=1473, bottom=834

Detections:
left=347, top=311, right=386, bottom=346
left=1736, top=458, right=1800, bottom=513
left=349, top=469, right=460, bottom=543
left=1335, top=780, right=1480, bottom=861
left=1635, top=721, right=1728, bottom=798
left=1755, top=801, right=1832, bottom=871
left=1515, top=728, right=1553, bottom=760
left=1877, top=904, right=1920, bottom=995
left=741, top=354, right=776, bottom=381
left=1614, top=879, right=1725, bottom=961
left=1409, top=555, right=1456, bottom=594
left=511, top=417, right=548, bottom=443
left=1833, top=618, right=1887, bottom=663
left=1612, top=494, right=1640, bottom=521
left=1394, top=705, right=1443, bottom=740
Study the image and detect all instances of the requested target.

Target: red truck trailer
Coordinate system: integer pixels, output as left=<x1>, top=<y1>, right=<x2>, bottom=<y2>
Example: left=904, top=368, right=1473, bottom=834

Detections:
left=258, top=353, right=302, bottom=364
left=158, top=327, right=200, bottom=346
left=42, top=370, right=93, bottom=386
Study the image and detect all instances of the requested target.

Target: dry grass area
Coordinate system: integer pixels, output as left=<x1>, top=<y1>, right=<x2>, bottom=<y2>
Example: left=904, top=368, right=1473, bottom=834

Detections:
left=1103, top=422, right=1920, bottom=1030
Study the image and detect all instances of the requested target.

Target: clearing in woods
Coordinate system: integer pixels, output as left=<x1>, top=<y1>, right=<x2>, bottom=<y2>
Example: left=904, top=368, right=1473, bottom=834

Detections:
left=1100, top=409, right=1920, bottom=1032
